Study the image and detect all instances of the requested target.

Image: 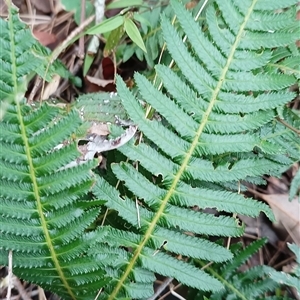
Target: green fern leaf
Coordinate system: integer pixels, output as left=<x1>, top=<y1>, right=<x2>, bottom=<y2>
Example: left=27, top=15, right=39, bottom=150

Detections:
left=74, top=92, right=128, bottom=124
left=290, top=168, right=300, bottom=201
left=93, top=0, right=299, bottom=298
left=268, top=243, right=300, bottom=295
left=221, top=238, right=267, bottom=276
left=270, top=44, right=300, bottom=79
left=0, top=101, right=109, bottom=299
left=193, top=239, right=280, bottom=299
left=0, top=6, right=40, bottom=100
left=0, top=5, right=79, bottom=104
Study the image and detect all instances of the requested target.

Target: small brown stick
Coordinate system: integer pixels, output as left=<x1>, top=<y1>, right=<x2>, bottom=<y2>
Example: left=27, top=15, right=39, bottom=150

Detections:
left=268, top=234, right=291, bottom=267
left=78, top=0, right=86, bottom=60
left=94, top=287, right=103, bottom=300
left=28, top=13, right=95, bottom=103
left=158, top=283, right=182, bottom=300
left=170, top=283, right=186, bottom=300
left=11, top=277, right=32, bottom=300
left=276, top=117, right=300, bottom=135
left=39, top=14, right=95, bottom=101
left=146, top=277, right=174, bottom=300
left=6, top=250, right=13, bottom=300
left=48, top=15, right=95, bottom=67
left=1, top=289, right=39, bottom=300
left=25, top=0, right=33, bottom=28
left=38, top=286, right=47, bottom=300
left=28, top=76, right=42, bottom=103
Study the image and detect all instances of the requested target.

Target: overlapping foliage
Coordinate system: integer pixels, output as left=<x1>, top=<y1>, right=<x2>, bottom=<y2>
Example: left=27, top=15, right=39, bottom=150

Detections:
left=268, top=243, right=300, bottom=297
left=0, top=0, right=299, bottom=299
left=189, top=239, right=279, bottom=300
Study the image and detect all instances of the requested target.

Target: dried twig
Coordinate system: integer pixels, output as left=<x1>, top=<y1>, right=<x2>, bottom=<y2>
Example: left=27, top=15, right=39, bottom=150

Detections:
left=6, top=251, right=13, bottom=300
left=78, top=0, right=86, bottom=59
left=146, top=277, right=174, bottom=300
left=39, top=14, right=96, bottom=101
left=276, top=117, right=300, bottom=135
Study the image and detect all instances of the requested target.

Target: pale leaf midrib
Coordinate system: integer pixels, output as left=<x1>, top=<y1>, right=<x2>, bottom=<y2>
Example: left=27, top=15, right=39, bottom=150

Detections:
left=108, top=1, right=257, bottom=298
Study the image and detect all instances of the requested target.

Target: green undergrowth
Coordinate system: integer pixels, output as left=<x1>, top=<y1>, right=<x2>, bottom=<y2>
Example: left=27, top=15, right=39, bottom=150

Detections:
left=0, top=1, right=299, bottom=299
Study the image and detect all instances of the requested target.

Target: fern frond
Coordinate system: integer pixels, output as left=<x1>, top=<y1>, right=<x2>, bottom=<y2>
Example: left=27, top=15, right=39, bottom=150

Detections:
left=0, top=6, right=40, bottom=100
left=290, top=168, right=300, bottom=201
left=74, top=92, right=128, bottom=124
left=0, top=5, right=79, bottom=104
left=94, top=1, right=297, bottom=299
left=0, top=102, right=108, bottom=299
left=93, top=0, right=299, bottom=298
left=268, top=243, right=300, bottom=296
left=192, top=239, right=280, bottom=299
left=221, top=238, right=267, bottom=276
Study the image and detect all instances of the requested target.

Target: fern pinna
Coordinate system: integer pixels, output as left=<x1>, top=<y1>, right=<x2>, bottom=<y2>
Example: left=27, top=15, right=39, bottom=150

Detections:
left=93, top=0, right=299, bottom=299
left=0, top=6, right=110, bottom=299
left=190, top=239, right=279, bottom=300
left=0, top=102, right=110, bottom=299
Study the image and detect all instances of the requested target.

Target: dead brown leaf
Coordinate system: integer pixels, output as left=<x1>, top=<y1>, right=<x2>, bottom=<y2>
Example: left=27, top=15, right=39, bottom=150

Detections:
left=33, top=30, right=57, bottom=46
left=88, top=122, right=110, bottom=136
left=86, top=75, right=114, bottom=87
left=31, top=0, right=52, bottom=14
left=41, top=75, right=60, bottom=100
left=259, top=193, right=300, bottom=245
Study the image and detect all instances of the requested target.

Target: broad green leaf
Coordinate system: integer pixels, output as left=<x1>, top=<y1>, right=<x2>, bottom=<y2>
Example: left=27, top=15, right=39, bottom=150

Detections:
left=83, top=53, right=95, bottom=76
left=86, top=15, right=125, bottom=35
left=106, top=0, right=143, bottom=10
left=104, top=25, right=125, bottom=57
left=124, top=18, right=147, bottom=53
left=133, top=12, right=151, bottom=28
